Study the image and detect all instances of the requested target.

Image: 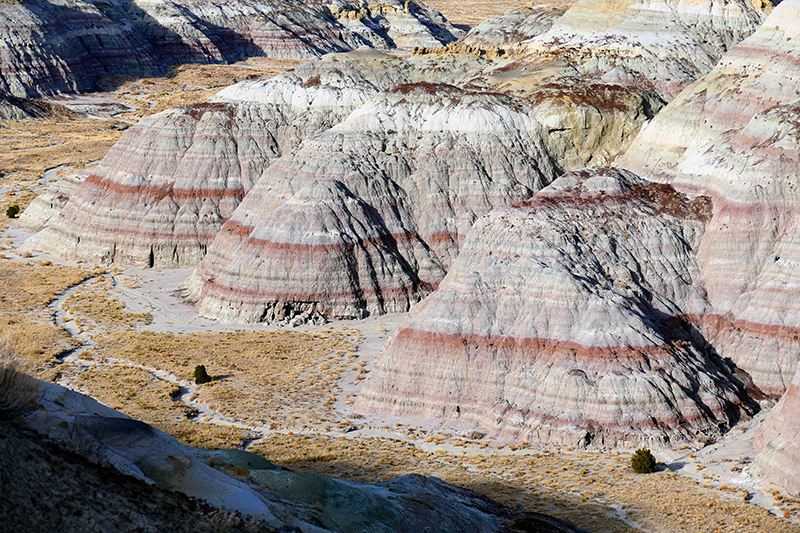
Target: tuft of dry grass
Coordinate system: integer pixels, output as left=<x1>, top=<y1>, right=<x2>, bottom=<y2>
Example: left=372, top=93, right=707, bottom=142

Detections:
left=63, top=275, right=152, bottom=332
left=0, top=335, right=39, bottom=420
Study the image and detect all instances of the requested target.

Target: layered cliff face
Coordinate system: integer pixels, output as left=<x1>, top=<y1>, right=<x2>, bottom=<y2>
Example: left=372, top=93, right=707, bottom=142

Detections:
left=619, top=0, right=800, bottom=396
left=187, top=84, right=557, bottom=323
left=356, top=168, right=758, bottom=447
left=0, top=0, right=461, bottom=98
left=27, top=51, right=415, bottom=267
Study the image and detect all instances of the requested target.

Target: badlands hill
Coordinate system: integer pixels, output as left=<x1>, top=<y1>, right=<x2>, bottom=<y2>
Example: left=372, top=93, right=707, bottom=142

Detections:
left=356, top=168, right=758, bottom=447
left=0, top=0, right=462, bottom=99
left=25, top=0, right=773, bottom=325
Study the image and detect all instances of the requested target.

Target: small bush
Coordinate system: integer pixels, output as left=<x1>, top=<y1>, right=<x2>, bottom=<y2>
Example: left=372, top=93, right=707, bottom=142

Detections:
left=631, top=448, right=656, bottom=473
left=194, top=364, right=212, bottom=384
left=0, top=336, right=39, bottom=420
left=6, top=204, right=20, bottom=219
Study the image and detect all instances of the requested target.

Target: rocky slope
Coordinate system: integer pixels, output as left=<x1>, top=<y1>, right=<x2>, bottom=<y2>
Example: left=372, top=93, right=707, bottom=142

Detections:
left=504, top=0, right=771, bottom=101
left=753, top=365, right=800, bottom=495
left=7, top=378, right=584, bottom=533
left=618, top=0, right=800, bottom=397
left=0, top=0, right=462, bottom=98
left=356, top=168, right=759, bottom=447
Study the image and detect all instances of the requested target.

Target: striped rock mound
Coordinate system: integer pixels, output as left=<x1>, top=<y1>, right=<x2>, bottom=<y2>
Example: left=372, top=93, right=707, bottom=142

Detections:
left=186, top=84, right=557, bottom=323
left=356, top=168, right=758, bottom=447
left=0, top=0, right=461, bottom=98
left=619, top=0, right=800, bottom=396
left=26, top=51, right=414, bottom=267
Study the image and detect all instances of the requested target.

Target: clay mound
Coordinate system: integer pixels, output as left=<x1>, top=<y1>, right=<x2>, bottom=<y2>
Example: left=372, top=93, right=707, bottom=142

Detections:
left=0, top=0, right=461, bottom=98
left=26, top=51, right=414, bottom=268
left=356, top=168, right=757, bottom=447
left=187, top=84, right=557, bottom=323
left=618, top=0, right=800, bottom=396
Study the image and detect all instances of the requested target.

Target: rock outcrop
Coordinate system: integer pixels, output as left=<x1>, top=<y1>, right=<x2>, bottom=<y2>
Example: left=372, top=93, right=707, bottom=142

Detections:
left=357, top=168, right=758, bottom=447
left=12, top=379, right=585, bottom=532
left=618, top=0, right=800, bottom=396
left=186, top=83, right=557, bottom=323
left=0, top=0, right=462, bottom=98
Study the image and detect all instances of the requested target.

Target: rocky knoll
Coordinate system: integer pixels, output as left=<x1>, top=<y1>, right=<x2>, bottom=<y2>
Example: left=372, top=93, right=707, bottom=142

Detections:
left=186, top=83, right=557, bottom=323
left=6, top=378, right=585, bottom=533
left=357, top=168, right=758, bottom=447
left=0, top=0, right=461, bottom=98
left=618, top=0, right=800, bottom=397
left=26, top=50, right=415, bottom=267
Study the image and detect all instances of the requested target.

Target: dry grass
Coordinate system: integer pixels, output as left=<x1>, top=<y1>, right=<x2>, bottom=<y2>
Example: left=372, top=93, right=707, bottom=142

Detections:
left=0, top=335, right=39, bottom=420
left=0, top=260, right=95, bottom=313
left=69, top=364, right=252, bottom=449
left=92, top=328, right=363, bottom=429
left=63, top=275, right=153, bottom=333
left=0, top=258, right=95, bottom=376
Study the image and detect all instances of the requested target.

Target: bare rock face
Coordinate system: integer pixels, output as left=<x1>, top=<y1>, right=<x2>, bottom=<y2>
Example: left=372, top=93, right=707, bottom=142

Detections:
left=26, top=51, right=414, bottom=267
left=0, top=0, right=461, bottom=98
left=512, top=0, right=772, bottom=101
left=187, top=83, right=557, bottom=323
left=618, top=0, right=800, bottom=396
left=357, top=168, right=758, bottom=447
left=753, top=366, right=800, bottom=495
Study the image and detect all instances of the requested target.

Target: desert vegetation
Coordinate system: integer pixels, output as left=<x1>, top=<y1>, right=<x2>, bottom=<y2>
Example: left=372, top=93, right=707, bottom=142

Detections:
left=0, top=335, right=39, bottom=420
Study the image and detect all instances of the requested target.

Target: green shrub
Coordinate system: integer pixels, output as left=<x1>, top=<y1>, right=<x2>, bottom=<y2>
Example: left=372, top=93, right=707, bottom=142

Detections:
left=631, top=448, right=656, bottom=473
left=6, top=204, right=20, bottom=219
left=193, top=364, right=212, bottom=384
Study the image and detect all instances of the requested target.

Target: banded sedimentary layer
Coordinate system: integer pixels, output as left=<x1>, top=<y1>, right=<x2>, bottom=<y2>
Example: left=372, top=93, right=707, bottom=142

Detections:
left=24, top=0, right=772, bottom=325
left=619, top=0, right=800, bottom=396
left=356, top=168, right=758, bottom=446
left=753, top=366, right=800, bottom=495
left=26, top=51, right=414, bottom=267
left=187, top=83, right=557, bottom=323
left=0, top=0, right=461, bottom=98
